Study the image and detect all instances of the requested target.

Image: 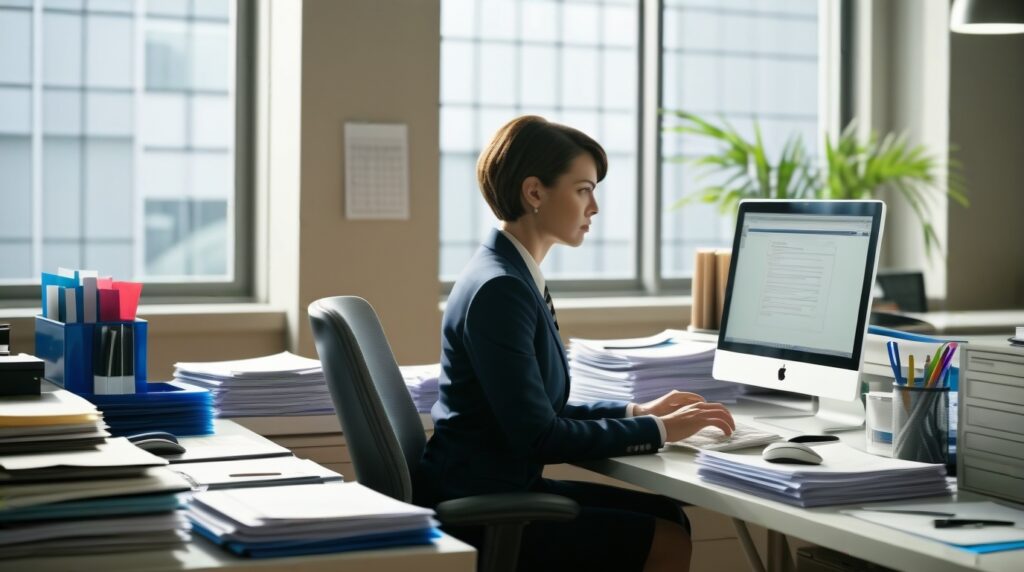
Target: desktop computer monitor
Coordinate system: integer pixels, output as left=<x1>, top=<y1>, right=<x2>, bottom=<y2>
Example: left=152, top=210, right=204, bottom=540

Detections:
left=713, top=200, right=886, bottom=433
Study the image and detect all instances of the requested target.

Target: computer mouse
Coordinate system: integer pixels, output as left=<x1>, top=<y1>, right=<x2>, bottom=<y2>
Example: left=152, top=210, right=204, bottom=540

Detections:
left=128, top=431, right=179, bottom=444
left=761, top=442, right=823, bottom=465
left=133, top=438, right=186, bottom=456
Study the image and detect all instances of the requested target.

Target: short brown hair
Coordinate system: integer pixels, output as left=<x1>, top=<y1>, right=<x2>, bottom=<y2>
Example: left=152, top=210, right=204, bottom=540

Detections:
left=476, top=116, right=608, bottom=221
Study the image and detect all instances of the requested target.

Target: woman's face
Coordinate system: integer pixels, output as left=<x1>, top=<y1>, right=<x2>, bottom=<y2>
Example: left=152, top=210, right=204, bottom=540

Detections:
left=538, top=153, right=599, bottom=247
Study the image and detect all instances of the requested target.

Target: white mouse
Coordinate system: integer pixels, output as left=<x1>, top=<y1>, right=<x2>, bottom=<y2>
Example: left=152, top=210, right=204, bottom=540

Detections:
left=762, top=442, right=823, bottom=465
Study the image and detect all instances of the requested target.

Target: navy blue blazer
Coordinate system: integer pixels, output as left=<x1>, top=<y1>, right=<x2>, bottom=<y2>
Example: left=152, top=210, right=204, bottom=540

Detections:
left=414, top=229, right=662, bottom=506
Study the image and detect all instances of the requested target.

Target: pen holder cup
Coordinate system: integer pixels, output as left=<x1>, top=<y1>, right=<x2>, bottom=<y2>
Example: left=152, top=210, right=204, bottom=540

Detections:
left=891, top=381, right=949, bottom=465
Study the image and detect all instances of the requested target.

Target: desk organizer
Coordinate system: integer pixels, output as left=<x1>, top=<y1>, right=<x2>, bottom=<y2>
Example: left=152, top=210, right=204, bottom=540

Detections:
left=34, top=315, right=148, bottom=395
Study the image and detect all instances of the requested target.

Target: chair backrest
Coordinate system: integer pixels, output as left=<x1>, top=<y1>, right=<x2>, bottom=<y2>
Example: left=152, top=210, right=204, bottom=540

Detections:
left=308, top=296, right=426, bottom=502
left=876, top=270, right=928, bottom=313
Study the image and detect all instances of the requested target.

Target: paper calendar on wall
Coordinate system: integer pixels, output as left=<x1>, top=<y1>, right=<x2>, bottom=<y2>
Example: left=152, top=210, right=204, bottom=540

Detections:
left=343, top=122, right=410, bottom=220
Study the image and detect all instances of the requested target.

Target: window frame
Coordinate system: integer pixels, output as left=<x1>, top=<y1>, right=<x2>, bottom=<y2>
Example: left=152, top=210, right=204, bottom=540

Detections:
left=0, top=0, right=256, bottom=307
left=439, top=0, right=851, bottom=299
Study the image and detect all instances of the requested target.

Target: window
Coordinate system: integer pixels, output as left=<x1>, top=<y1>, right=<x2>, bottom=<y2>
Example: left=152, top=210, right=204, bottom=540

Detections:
left=439, top=0, right=832, bottom=292
left=0, top=0, right=251, bottom=301
left=439, top=0, right=640, bottom=284
left=661, top=0, right=820, bottom=279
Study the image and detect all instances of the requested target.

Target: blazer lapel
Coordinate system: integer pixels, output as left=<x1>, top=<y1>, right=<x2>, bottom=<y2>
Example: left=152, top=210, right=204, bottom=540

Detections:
left=484, top=230, right=571, bottom=381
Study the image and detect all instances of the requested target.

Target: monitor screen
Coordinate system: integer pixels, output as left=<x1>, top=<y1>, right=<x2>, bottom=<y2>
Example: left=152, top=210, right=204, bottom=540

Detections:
left=718, top=201, right=884, bottom=373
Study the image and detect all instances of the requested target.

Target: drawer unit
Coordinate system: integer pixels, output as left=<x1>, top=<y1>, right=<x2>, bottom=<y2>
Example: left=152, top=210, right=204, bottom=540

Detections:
left=958, top=345, right=1024, bottom=504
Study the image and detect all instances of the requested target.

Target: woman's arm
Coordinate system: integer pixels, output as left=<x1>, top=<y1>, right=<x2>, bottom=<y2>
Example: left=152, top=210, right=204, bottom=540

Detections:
left=464, top=276, right=662, bottom=463
left=561, top=400, right=630, bottom=420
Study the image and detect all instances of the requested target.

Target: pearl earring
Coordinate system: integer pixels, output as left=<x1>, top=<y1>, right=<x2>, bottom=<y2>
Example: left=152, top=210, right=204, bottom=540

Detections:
left=533, top=207, right=539, bottom=214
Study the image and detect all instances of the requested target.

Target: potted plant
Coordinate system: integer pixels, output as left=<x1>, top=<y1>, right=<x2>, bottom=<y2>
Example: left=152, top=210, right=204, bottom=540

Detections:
left=663, top=110, right=968, bottom=256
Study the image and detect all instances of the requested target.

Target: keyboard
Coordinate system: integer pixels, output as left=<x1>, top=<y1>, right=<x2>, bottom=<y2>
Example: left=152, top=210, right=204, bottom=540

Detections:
left=667, top=422, right=781, bottom=452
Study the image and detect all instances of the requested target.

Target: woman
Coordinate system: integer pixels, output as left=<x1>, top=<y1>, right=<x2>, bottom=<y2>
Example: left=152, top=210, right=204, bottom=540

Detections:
left=415, top=116, right=736, bottom=571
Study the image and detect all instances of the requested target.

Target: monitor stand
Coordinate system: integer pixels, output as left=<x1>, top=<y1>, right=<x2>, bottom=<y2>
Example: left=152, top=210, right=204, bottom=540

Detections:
left=755, top=396, right=865, bottom=434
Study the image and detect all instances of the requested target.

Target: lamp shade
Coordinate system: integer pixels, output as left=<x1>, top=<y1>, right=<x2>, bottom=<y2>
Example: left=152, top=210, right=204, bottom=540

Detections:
left=951, top=0, right=1024, bottom=34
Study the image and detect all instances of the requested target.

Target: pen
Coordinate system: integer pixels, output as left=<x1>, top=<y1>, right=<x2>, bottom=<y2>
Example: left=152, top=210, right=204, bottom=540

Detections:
left=229, top=472, right=283, bottom=477
left=924, top=345, right=945, bottom=386
left=934, top=519, right=1015, bottom=529
left=908, top=355, right=915, bottom=387
left=928, top=343, right=957, bottom=388
left=887, top=341, right=903, bottom=384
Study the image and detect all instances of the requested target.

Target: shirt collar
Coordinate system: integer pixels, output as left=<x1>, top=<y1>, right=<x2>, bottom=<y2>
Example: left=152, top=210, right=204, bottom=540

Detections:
left=498, top=228, right=545, bottom=295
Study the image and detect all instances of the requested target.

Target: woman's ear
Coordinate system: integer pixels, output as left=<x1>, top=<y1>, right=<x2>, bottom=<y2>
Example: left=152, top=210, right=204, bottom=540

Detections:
left=521, top=176, right=544, bottom=211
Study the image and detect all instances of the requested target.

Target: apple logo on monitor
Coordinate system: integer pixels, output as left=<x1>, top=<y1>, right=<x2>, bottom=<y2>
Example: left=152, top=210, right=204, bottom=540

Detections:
left=778, top=365, right=786, bottom=381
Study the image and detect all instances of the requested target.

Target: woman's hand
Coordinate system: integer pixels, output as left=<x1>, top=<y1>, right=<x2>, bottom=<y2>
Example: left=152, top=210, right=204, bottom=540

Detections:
left=633, top=390, right=706, bottom=417
left=659, top=402, right=736, bottom=443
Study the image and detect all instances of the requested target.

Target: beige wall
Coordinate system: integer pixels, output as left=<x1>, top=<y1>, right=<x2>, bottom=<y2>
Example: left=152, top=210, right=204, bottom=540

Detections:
left=293, top=0, right=441, bottom=363
left=946, top=31, right=1024, bottom=310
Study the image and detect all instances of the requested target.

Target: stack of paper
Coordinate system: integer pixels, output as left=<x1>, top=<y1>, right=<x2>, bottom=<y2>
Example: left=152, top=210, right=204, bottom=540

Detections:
left=186, top=482, right=439, bottom=558
left=844, top=502, right=1024, bottom=555
left=400, top=364, right=440, bottom=412
left=86, top=381, right=215, bottom=437
left=696, top=442, right=951, bottom=507
left=0, top=389, right=109, bottom=454
left=0, top=439, right=192, bottom=559
left=173, top=352, right=334, bottom=417
left=568, top=330, right=741, bottom=405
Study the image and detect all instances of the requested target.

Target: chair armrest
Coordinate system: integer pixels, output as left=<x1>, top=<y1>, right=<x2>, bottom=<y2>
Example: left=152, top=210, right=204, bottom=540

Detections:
left=436, top=492, right=580, bottom=527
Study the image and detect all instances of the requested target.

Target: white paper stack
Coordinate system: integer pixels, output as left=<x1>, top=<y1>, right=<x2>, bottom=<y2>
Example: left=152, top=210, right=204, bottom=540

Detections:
left=568, top=330, right=741, bottom=405
left=186, top=482, right=439, bottom=558
left=0, top=439, right=192, bottom=559
left=171, top=456, right=342, bottom=490
left=696, top=442, right=951, bottom=507
left=0, top=389, right=110, bottom=454
left=173, top=352, right=335, bottom=417
left=400, top=364, right=440, bottom=412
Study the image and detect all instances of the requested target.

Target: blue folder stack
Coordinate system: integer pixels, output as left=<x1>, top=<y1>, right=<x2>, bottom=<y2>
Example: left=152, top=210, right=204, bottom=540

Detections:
left=85, top=381, right=214, bottom=437
left=186, top=482, right=439, bottom=558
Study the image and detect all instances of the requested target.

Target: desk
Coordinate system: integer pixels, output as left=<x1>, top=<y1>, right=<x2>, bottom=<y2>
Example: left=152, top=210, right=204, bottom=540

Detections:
left=908, top=310, right=1024, bottom=336
left=577, top=398, right=1022, bottom=572
left=0, top=420, right=476, bottom=572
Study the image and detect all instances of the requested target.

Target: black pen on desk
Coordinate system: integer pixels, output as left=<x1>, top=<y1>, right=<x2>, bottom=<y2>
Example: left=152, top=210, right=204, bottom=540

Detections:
left=934, top=519, right=1016, bottom=529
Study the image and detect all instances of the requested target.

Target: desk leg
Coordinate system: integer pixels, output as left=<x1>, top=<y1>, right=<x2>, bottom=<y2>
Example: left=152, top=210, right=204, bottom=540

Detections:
left=731, top=519, right=766, bottom=572
left=766, top=530, right=794, bottom=572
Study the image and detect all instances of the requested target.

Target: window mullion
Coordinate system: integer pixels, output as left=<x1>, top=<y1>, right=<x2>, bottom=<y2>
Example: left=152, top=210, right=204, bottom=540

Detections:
left=640, top=0, right=663, bottom=294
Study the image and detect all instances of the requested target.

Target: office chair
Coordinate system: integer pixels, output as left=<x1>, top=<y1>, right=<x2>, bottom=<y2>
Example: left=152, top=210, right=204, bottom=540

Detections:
left=871, top=270, right=936, bottom=333
left=308, top=296, right=579, bottom=572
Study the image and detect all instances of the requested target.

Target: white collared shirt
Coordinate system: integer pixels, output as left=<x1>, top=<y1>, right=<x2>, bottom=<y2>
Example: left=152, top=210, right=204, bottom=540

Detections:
left=497, top=228, right=666, bottom=446
left=498, top=229, right=545, bottom=296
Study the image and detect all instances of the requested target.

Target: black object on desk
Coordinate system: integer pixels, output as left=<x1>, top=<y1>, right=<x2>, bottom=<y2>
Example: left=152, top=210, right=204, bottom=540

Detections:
left=0, top=353, right=44, bottom=396
left=934, top=519, right=1015, bottom=528
left=0, top=323, right=9, bottom=356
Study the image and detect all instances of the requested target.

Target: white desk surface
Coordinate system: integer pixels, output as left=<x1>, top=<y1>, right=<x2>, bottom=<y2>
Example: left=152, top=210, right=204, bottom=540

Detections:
left=577, top=397, right=1023, bottom=572
left=909, top=310, right=1024, bottom=336
left=0, top=533, right=475, bottom=572
left=0, top=420, right=476, bottom=572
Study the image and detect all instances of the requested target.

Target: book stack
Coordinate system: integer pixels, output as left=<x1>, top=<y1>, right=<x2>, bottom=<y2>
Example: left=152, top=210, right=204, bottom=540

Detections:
left=0, top=389, right=109, bottom=455
left=186, top=482, right=438, bottom=558
left=696, top=442, right=951, bottom=507
left=568, top=330, right=741, bottom=405
left=399, top=364, right=440, bottom=412
left=173, top=352, right=334, bottom=417
left=85, top=381, right=215, bottom=437
left=0, top=437, right=192, bottom=559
